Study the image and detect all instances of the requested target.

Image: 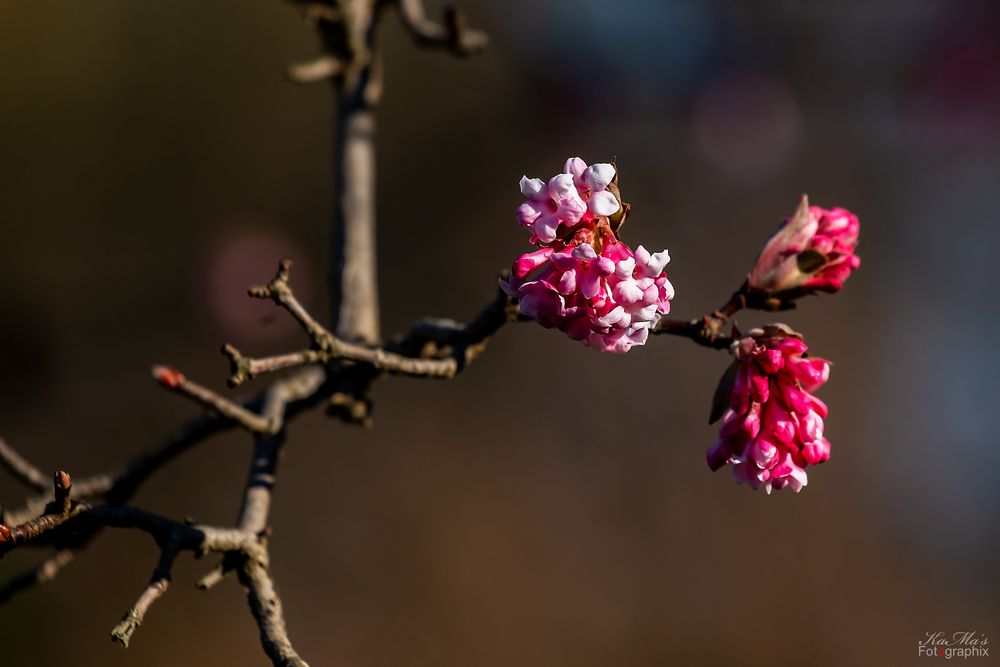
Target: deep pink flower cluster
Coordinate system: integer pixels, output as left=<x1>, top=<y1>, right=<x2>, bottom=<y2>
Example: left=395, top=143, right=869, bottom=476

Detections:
left=707, top=325, right=831, bottom=493
left=748, top=195, right=861, bottom=296
left=502, top=158, right=674, bottom=353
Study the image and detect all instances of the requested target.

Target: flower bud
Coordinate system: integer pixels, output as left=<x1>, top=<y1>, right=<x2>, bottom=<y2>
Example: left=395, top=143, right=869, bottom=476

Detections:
left=707, top=324, right=832, bottom=493
left=748, top=195, right=860, bottom=297
left=152, top=365, right=186, bottom=389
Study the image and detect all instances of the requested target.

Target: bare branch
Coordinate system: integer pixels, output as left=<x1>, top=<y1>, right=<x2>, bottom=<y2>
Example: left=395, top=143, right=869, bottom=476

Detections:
left=288, top=0, right=341, bottom=26
left=195, top=367, right=324, bottom=595
left=0, top=470, right=75, bottom=555
left=240, top=555, right=310, bottom=667
left=111, top=544, right=178, bottom=648
left=195, top=562, right=228, bottom=591
left=224, top=346, right=326, bottom=387
left=151, top=366, right=275, bottom=434
left=1, top=2, right=497, bottom=664
left=249, top=259, right=333, bottom=348
left=396, top=0, right=489, bottom=55
left=287, top=55, right=344, bottom=84
left=0, top=549, right=74, bottom=604
left=230, top=262, right=517, bottom=387
left=1, top=490, right=308, bottom=658
left=652, top=284, right=750, bottom=349
left=0, top=437, right=50, bottom=492
left=2, top=499, right=220, bottom=558
left=2, top=411, right=233, bottom=531
left=653, top=318, right=736, bottom=350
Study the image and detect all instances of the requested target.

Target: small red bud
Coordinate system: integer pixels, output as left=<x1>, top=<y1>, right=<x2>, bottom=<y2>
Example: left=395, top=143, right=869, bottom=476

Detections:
left=0, top=525, right=12, bottom=543
left=152, top=365, right=186, bottom=389
left=54, top=470, right=72, bottom=492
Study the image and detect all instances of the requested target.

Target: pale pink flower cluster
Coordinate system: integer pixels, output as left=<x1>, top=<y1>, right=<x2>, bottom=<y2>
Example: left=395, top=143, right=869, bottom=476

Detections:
left=503, top=158, right=674, bottom=353
left=707, top=325, right=831, bottom=493
left=516, top=157, right=620, bottom=244
left=748, top=195, right=861, bottom=296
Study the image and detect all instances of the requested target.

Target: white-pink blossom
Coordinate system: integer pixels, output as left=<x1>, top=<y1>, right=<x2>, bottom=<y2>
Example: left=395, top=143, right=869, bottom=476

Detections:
left=516, top=157, right=622, bottom=244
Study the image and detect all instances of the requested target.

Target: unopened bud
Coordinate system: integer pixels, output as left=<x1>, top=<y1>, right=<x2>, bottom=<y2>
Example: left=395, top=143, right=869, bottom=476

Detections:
left=747, top=195, right=860, bottom=297
left=152, top=365, right=186, bottom=389
left=54, top=470, right=72, bottom=492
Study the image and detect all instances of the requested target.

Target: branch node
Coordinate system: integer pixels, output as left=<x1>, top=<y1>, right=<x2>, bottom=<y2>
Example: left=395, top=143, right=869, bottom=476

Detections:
left=110, top=610, right=142, bottom=648
left=223, top=343, right=255, bottom=387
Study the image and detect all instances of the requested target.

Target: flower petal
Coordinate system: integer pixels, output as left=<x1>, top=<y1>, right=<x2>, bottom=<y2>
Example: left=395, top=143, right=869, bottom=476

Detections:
left=519, top=176, right=547, bottom=200
left=588, top=190, right=620, bottom=217
left=572, top=244, right=598, bottom=261
left=584, top=163, right=616, bottom=191
left=533, top=214, right=561, bottom=243
left=613, top=279, right=643, bottom=305
left=516, top=201, right=543, bottom=228
left=563, top=156, right=588, bottom=182
left=615, top=257, right=636, bottom=279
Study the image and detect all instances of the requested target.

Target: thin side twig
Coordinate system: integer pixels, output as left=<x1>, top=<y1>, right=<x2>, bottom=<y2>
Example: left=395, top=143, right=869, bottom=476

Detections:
left=111, top=544, right=179, bottom=648
left=151, top=366, right=274, bottom=434
left=287, top=54, right=344, bottom=84
left=396, top=0, right=488, bottom=55
left=0, top=437, right=50, bottom=492
left=0, top=549, right=74, bottom=604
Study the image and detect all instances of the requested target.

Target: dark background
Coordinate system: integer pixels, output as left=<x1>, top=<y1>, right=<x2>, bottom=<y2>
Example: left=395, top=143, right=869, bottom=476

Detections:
left=2, top=0, right=998, bottom=665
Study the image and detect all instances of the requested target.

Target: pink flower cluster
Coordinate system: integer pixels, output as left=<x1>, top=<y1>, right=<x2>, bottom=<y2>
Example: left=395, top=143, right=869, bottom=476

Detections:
left=707, top=325, right=831, bottom=493
left=748, top=195, right=861, bottom=296
left=502, top=158, right=674, bottom=353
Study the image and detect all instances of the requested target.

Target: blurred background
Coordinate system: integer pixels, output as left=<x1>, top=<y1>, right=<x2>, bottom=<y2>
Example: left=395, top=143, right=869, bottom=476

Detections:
left=1, top=0, right=998, bottom=664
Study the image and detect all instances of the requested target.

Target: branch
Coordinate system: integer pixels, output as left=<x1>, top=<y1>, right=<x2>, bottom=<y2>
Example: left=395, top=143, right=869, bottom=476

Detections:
left=1, top=479, right=308, bottom=659
left=286, top=54, right=344, bottom=84
left=2, top=490, right=249, bottom=560
left=652, top=273, right=809, bottom=348
left=151, top=366, right=275, bottom=434
left=396, top=0, right=489, bottom=55
left=226, top=261, right=517, bottom=385
left=653, top=318, right=735, bottom=349
left=248, top=259, right=331, bottom=346
left=652, top=283, right=749, bottom=349
left=0, top=471, right=73, bottom=555
left=111, top=544, right=179, bottom=648
left=0, top=367, right=325, bottom=582
left=2, top=404, right=237, bottom=530
left=0, top=436, right=50, bottom=492
left=203, top=415, right=312, bottom=665
left=0, top=549, right=73, bottom=604
left=194, top=367, right=323, bottom=665
left=240, top=555, right=310, bottom=667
